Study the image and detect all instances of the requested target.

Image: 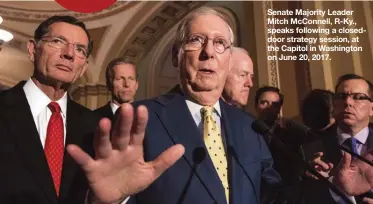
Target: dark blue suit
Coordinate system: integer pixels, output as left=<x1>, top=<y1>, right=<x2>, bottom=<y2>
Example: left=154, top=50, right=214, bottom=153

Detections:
left=130, top=86, right=284, bottom=204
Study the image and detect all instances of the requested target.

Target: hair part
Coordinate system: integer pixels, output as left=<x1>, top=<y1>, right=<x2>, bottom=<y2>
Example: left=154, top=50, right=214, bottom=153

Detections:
left=34, top=15, right=93, bottom=56
left=105, top=57, right=137, bottom=91
left=254, top=86, right=284, bottom=107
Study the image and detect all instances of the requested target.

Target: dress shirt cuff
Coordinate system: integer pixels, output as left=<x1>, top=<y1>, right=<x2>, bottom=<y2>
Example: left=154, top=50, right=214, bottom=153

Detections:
left=85, top=190, right=130, bottom=204
left=328, top=176, right=356, bottom=204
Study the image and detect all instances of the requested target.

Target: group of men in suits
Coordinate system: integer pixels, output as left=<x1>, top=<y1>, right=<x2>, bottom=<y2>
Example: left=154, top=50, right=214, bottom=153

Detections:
left=0, top=15, right=180, bottom=204
left=306, top=74, right=373, bottom=204
left=2, top=5, right=373, bottom=204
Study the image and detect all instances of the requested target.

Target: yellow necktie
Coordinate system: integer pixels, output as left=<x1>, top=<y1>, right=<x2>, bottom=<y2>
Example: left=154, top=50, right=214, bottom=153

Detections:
left=202, top=106, right=229, bottom=203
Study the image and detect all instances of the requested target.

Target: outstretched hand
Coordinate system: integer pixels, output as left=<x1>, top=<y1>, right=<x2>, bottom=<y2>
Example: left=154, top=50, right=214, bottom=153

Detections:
left=333, top=149, right=373, bottom=196
left=67, top=103, right=185, bottom=203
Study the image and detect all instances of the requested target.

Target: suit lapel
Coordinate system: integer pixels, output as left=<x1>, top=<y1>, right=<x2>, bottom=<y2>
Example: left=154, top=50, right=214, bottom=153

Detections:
left=104, top=103, right=114, bottom=121
left=1, top=82, right=57, bottom=203
left=59, top=99, right=88, bottom=200
left=365, top=127, right=373, bottom=149
left=155, top=91, right=227, bottom=203
left=220, top=101, right=247, bottom=204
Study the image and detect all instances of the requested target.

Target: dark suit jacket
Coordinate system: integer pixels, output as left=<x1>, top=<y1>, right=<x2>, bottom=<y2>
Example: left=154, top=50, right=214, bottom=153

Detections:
left=267, top=125, right=306, bottom=186
left=128, top=86, right=287, bottom=204
left=303, top=125, right=373, bottom=204
left=94, top=102, right=114, bottom=122
left=0, top=82, right=99, bottom=204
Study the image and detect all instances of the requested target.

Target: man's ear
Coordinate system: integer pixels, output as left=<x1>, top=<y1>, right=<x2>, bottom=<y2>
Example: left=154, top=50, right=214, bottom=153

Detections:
left=370, top=101, right=373, bottom=117
left=27, top=39, right=36, bottom=62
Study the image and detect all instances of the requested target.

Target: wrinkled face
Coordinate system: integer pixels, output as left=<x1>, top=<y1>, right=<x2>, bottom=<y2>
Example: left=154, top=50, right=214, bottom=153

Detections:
left=333, top=79, right=373, bottom=129
left=27, top=22, right=89, bottom=85
left=111, top=63, right=138, bottom=104
left=256, top=91, right=282, bottom=122
left=179, top=14, right=232, bottom=94
left=223, top=55, right=254, bottom=107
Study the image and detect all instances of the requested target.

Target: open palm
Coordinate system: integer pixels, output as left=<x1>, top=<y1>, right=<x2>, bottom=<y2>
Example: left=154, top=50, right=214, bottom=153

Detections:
left=334, top=149, right=373, bottom=196
left=67, top=104, right=185, bottom=203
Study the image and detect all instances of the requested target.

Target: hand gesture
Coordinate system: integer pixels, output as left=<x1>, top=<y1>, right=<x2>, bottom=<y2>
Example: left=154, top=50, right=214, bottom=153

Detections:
left=67, top=104, right=185, bottom=203
left=333, top=149, right=373, bottom=196
left=306, top=152, right=334, bottom=179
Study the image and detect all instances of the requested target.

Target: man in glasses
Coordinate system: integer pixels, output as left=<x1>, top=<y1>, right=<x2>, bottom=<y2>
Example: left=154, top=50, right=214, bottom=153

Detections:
left=0, top=16, right=181, bottom=204
left=306, top=74, right=373, bottom=203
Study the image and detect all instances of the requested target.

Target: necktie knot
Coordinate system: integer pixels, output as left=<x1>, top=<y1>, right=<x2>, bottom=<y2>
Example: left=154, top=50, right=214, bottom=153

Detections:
left=48, top=102, right=61, bottom=113
left=202, top=106, right=214, bottom=117
left=343, top=137, right=359, bottom=154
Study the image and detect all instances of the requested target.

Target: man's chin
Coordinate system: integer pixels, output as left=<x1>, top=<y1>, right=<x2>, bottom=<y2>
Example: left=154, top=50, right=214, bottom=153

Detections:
left=190, top=83, right=217, bottom=92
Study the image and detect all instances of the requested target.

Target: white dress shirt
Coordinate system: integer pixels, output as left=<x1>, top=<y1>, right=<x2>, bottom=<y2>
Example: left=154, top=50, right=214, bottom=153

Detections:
left=330, top=126, right=370, bottom=204
left=110, top=101, right=120, bottom=115
left=111, top=99, right=222, bottom=204
left=185, top=99, right=222, bottom=128
left=23, top=78, right=67, bottom=148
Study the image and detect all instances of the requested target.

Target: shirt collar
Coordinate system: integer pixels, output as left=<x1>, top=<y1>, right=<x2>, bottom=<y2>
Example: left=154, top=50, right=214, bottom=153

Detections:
left=23, top=78, right=67, bottom=118
left=337, top=126, right=369, bottom=145
left=185, top=99, right=221, bottom=125
left=110, top=101, right=120, bottom=115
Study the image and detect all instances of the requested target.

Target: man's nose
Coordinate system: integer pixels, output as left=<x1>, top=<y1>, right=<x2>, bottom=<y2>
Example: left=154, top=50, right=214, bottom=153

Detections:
left=61, top=44, right=75, bottom=61
left=343, top=95, right=355, bottom=106
left=199, top=39, right=215, bottom=60
left=244, top=77, right=253, bottom=87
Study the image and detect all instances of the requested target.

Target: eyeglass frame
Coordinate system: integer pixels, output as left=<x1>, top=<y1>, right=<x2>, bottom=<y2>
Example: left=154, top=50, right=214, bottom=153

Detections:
left=333, top=92, right=372, bottom=102
left=181, top=33, right=232, bottom=54
left=39, top=35, right=89, bottom=59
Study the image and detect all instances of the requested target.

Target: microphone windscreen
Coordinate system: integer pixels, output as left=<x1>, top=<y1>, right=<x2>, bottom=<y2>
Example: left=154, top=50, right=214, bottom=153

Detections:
left=251, top=120, right=271, bottom=135
left=285, top=120, right=310, bottom=132
left=193, top=147, right=206, bottom=164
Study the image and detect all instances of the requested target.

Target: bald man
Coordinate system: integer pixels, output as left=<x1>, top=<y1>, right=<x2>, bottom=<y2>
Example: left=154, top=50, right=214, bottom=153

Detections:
left=222, top=47, right=254, bottom=108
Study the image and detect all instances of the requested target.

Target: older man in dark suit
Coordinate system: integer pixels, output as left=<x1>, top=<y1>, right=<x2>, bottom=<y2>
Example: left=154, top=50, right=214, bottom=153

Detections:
left=0, top=15, right=181, bottom=204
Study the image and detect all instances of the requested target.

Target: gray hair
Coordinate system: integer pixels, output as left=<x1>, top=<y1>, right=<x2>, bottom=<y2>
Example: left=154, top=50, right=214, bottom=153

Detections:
left=172, top=6, right=235, bottom=65
left=232, top=47, right=249, bottom=55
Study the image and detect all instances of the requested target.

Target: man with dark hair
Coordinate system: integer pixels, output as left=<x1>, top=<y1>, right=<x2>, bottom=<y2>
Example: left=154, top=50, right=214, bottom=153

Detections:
left=0, top=15, right=181, bottom=204
left=255, top=86, right=284, bottom=128
left=306, top=73, right=373, bottom=203
left=254, top=85, right=306, bottom=187
left=95, top=57, right=139, bottom=121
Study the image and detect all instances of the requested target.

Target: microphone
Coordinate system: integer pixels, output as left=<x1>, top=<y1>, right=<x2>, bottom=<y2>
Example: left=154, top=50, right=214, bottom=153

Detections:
left=283, top=120, right=323, bottom=144
left=177, top=147, right=216, bottom=204
left=252, top=120, right=354, bottom=204
left=285, top=120, right=373, bottom=167
left=339, top=144, right=373, bottom=167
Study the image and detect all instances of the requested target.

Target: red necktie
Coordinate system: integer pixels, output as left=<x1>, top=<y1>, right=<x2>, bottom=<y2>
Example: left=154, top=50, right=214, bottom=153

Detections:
left=44, top=102, right=64, bottom=196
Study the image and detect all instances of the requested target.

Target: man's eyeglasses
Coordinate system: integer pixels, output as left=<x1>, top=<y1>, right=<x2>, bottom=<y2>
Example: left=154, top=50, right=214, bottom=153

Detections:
left=334, top=92, right=372, bottom=102
left=183, top=34, right=232, bottom=54
left=41, top=36, right=88, bottom=59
